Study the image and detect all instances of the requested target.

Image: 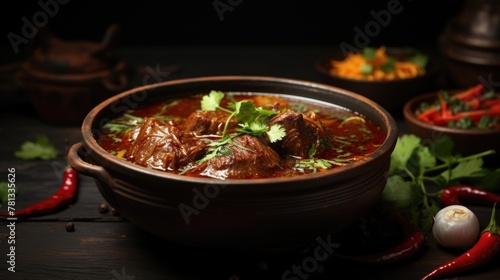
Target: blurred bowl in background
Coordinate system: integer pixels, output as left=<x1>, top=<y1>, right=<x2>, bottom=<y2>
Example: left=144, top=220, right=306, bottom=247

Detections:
left=316, top=47, right=439, bottom=117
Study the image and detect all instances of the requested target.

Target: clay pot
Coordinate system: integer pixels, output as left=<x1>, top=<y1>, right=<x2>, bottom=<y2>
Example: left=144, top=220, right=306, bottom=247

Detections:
left=67, top=76, right=398, bottom=253
left=20, top=24, right=134, bottom=125
left=439, top=0, right=500, bottom=88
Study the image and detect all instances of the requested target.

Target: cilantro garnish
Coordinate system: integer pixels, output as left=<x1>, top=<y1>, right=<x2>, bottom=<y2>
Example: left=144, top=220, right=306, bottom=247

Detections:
left=14, top=134, right=59, bottom=160
left=103, top=113, right=144, bottom=134
left=411, top=52, right=428, bottom=69
left=380, top=57, right=395, bottom=73
left=197, top=91, right=286, bottom=163
left=382, top=134, right=497, bottom=233
left=359, top=47, right=428, bottom=75
left=295, top=157, right=350, bottom=173
left=362, top=47, right=377, bottom=60
left=360, top=63, right=373, bottom=75
left=295, top=158, right=335, bottom=173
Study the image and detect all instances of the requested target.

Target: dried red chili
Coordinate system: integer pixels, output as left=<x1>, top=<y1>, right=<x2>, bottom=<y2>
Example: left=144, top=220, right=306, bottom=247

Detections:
left=1, top=166, right=78, bottom=219
left=421, top=203, right=500, bottom=280
left=335, top=211, right=425, bottom=264
left=440, top=185, right=500, bottom=207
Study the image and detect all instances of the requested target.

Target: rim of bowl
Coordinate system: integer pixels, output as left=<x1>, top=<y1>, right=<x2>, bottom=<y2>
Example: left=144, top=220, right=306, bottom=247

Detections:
left=81, top=75, right=398, bottom=186
left=403, top=90, right=500, bottom=136
left=315, top=48, right=437, bottom=85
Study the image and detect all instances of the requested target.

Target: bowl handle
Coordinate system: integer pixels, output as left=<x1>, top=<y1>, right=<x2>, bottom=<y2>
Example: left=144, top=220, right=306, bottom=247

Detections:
left=67, top=142, right=114, bottom=188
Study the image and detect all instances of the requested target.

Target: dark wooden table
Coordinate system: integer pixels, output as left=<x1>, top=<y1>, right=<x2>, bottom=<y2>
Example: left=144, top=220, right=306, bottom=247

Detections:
left=1, top=45, right=499, bottom=280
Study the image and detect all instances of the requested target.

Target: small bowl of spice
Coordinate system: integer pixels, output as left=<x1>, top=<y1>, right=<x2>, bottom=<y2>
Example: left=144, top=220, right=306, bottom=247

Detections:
left=403, top=83, right=500, bottom=162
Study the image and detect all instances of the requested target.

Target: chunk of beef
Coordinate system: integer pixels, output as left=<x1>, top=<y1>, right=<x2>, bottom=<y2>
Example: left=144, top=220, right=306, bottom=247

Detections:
left=185, top=134, right=281, bottom=180
left=268, top=110, right=328, bottom=158
left=126, top=118, right=205, bottom=171
left=183, top=110, right=236, bottom=136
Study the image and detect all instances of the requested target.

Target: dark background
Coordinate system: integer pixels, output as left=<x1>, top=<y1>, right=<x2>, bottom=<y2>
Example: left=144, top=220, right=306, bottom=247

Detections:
left=1, top=0, right=466, bottom=59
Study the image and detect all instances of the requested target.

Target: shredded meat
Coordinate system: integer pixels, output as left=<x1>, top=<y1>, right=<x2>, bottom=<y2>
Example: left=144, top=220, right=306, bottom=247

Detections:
left=126, top=118, right=205, bottom=171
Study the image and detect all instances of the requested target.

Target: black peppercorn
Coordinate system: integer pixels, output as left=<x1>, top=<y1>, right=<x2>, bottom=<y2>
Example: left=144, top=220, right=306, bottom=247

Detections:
left=65, top=222, right=75, bottom=232
left=98, top=203, right=109, bottom=213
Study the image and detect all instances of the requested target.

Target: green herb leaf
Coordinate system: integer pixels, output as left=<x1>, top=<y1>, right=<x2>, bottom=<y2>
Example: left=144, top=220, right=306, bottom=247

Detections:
left=411, top=52, right=428, bottom=69
left=416, top=145, right=436, bottom=171
left=0, top=181, right=11, bottom=204
left=362, top=47, right=377, bottom=60
left=267, top=124, right=286, bottom=143
left=360, top=63, right=374, bottom=75
left=201, top=90, right=225, bottom=111
left=380, top=57, right=395, bottom=73
left=429, top=135, right=455, bottom=162
left=198, top=90, right=285, bottom=160
left=103, top=113, right=144, bottom=134
left=231, top=100, right=279, bottom=124
left=466, top=168, right=500, bottom=191
left=439, top=157, right=484, bottom=183
left=14, top=134, right=59, bottom=160
left=295, top=158, right=333, bottom=173
left=389, top=134, right=421, bottom=173
left=238, top=122, right=268, bottom=134
left=382, top=175, right=415, bottom=210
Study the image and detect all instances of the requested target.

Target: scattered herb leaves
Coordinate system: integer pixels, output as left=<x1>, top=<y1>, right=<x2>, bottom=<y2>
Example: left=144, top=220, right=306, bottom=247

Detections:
left=0, top=181, right=12, bottom=204
left=14, top=134, right=59, bottom=160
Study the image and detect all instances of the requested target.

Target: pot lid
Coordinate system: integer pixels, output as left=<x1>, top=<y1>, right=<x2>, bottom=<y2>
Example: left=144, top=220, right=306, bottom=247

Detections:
left=439, top=36, right=500, bottom=66
left=442, top=0, right=500, bottom=50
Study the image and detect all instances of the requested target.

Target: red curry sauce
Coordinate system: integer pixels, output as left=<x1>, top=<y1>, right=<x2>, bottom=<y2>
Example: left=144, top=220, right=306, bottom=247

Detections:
left=96, top=93, right=386, bottom=179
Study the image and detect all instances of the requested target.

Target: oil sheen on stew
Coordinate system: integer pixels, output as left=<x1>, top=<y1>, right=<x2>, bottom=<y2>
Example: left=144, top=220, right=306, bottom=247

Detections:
left=97, top=91, right=386, bottom=180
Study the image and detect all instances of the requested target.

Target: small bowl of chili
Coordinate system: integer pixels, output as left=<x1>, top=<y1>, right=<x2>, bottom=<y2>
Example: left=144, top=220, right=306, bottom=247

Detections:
left=403, top=84, right=500, bottom=163
left=316, top=46, right=439, bottom=117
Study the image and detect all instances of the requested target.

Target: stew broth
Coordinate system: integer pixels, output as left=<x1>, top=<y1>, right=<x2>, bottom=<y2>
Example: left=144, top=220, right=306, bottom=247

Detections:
left=96, top=92, right=386, bottom=179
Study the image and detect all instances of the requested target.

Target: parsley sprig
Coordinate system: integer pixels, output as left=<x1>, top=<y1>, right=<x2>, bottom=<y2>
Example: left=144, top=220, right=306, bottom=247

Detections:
left=382, top=134, right=498, bottom=233
left=197, top=91, right=286, bottom=163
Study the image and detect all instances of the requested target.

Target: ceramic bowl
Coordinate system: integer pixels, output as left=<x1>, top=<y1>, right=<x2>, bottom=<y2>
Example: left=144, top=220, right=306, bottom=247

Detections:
left=316, top=47, right=438, bottom=117
left=403, top=90, right=500, bottom=163
left=67, top=76, right=398, bottom=253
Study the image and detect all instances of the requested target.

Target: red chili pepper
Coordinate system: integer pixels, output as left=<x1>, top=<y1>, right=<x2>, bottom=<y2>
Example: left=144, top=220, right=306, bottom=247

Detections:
left=1, top=166, right=78, bottom=219
left=484, top=98, right=500, bottom=108
left=417, top=107, right=440, bottom=124
left=451, top=84, right=484, bottom=101
left=438, top=91, right=452, bottom=119
left=440, top=185, right=500, bottom=207
left=421, top=203, right=500, bottom=280
left=432, top=108, right=500, bottom=126
left=464, top=97, right=481, bottom=111
left=335, top=211, right=425, bottom=264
